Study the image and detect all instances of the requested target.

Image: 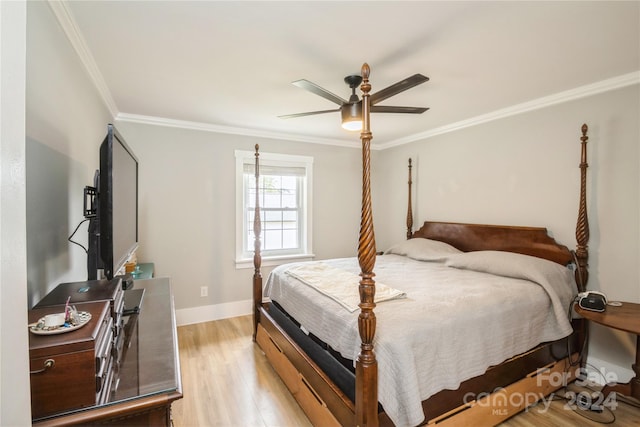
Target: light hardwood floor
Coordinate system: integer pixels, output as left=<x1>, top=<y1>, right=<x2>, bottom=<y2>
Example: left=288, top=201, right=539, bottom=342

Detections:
left=172, top=316, right=640, bottom=426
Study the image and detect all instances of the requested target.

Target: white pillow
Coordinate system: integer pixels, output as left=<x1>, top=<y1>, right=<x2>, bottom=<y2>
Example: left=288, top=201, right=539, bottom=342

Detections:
left=385, top=238, right=461, bottom=261
left=445, top=250, right=567, bottom=279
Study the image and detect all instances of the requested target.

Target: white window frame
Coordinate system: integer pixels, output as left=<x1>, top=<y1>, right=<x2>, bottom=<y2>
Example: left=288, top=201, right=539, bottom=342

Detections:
left=235, top=150, right=314, bottom=268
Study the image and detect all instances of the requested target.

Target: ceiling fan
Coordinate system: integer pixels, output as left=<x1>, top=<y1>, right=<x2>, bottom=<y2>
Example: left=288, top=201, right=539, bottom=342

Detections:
left=279, top=72, right=429, bottom=130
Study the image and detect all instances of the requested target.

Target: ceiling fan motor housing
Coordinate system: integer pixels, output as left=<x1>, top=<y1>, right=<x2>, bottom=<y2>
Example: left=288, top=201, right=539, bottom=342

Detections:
left=344, top=74, right=363, bottom=89
left=341, top=101, right=362, bottom=122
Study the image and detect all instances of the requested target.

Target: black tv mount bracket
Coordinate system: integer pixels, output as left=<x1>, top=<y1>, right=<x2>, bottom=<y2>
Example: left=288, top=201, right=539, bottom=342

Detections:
left=83, top=186, right=98, bottom=219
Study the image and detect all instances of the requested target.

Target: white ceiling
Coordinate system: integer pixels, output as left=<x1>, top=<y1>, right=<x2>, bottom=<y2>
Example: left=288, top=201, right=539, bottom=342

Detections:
left=59, top=1, right=639, bottom=148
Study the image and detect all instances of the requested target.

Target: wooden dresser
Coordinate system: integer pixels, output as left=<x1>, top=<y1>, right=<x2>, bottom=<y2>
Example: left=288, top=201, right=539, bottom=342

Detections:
left=30, top=278, right=182, bottom=426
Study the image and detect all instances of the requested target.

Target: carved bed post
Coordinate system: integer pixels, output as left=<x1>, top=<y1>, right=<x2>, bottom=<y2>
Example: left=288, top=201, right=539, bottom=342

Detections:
left=356, top=63, right=379, bottom=427
left=407, top=158, right=413, bottom=239
left=252, top=144, right=262, bottom=341
left=575, top=124, right=589, bottom=292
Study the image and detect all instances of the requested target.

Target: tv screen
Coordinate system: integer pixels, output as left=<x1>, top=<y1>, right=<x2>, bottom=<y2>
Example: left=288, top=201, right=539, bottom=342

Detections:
left=99, top=124, right=139, bottom=280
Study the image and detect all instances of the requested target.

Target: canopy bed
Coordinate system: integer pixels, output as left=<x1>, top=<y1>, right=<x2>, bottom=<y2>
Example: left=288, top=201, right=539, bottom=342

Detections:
left=251, top=63, right=590, bottom=426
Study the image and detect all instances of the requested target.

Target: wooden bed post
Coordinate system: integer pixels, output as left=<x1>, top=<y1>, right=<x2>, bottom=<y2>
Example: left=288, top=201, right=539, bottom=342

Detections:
left=407, top=158, right=413, bottom=239
left=575, top=124, right=589, bottom=292
left=252, top=144, right=262, bottom=341
left=356, top=63, right=379, bottom=427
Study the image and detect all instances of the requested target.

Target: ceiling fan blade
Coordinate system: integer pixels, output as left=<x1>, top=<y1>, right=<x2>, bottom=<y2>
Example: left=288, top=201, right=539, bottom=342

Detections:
left=278, top=108, right=340, bottom=119
left=370, top=74, right=429, bottom=105
left=370, top=105, right=429, bottom=114
left=292, top=79, right=348, bottom=106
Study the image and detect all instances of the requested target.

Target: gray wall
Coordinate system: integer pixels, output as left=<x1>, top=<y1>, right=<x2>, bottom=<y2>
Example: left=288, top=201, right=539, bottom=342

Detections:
left=25, top=1, right=112, bottom=307
left=114, top=121, right=362, bottom=314
left=375, top=84, right=640, bottom=384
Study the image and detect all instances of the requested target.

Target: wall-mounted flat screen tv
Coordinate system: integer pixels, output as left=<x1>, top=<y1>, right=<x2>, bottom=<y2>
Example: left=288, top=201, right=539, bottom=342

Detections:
left=99, top=124, right=139, bottom=280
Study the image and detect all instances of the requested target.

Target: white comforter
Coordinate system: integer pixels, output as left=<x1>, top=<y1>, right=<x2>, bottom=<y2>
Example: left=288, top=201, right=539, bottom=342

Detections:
left=264, top=249, right=576, bottom=427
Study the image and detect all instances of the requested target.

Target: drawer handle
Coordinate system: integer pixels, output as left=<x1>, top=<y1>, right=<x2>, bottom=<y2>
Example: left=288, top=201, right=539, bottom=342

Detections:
left=30, top=359, right=55, bottom=374
left=268, top=336, right=283, bottom=354
left=300, top=375, right=326, bottom=407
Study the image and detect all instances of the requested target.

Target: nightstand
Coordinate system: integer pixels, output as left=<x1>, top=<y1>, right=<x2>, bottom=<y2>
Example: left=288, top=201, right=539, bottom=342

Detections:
left=575, top=301, right=640, bottom=402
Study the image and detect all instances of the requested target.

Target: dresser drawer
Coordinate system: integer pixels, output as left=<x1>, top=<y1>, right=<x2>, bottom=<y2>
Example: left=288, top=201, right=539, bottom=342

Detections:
left=97, top=356, right=116, bottom=405
left=95, top=316, right=114, bottom=382
left=30, top=350, right=97, bottom=419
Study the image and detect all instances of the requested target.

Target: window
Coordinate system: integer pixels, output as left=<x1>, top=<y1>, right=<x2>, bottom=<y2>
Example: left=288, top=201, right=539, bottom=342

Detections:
left=235, top=150, right=313, bottom=267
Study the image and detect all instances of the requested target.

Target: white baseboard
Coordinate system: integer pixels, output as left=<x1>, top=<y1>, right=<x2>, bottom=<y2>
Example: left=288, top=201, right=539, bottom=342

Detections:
left=176, top=299, right=252, bottom=326
left=583, top=355, right=635, bottom=386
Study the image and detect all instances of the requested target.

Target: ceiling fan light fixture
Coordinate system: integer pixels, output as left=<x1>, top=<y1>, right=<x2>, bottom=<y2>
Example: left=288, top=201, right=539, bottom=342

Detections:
left=341, top=102, right=362, bottom=131
left=281, top=71, right=428, bottom=130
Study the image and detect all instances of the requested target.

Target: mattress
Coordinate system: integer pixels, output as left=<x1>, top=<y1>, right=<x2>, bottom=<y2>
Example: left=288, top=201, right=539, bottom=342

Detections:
left=264, top=240, right=577, bottom=427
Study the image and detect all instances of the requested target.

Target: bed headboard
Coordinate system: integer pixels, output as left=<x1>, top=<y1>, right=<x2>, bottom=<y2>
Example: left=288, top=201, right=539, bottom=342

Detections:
left=406, top=124, right=590, bottom=292
left=411, top=221, right=573, bottom=266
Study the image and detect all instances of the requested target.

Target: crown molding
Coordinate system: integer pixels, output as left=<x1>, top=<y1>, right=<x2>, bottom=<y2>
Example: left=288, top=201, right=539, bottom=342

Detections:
left=117, top=67, right=638, bottom=150
left=379, top=71, right=640, bottom=150
left=115, top=113, right=362, bottom=149
left=48, top=0, right=119, bottom=117
left=51, top=0, right=638, bottom=151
